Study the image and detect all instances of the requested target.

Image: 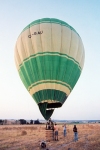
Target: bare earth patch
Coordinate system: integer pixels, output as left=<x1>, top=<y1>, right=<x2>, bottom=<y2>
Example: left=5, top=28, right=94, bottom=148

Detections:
left=0, top=124, right=100, bottom=150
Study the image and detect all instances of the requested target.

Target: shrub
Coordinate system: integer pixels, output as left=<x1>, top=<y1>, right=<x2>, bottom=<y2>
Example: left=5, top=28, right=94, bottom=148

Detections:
left=21, top=130, right=27, bottom=136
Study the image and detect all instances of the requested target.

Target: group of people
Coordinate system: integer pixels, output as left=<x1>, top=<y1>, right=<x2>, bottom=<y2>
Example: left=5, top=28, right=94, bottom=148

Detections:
left=46, top=118, right=78, bottom=142
left=54, top=124, right=78, bottom=142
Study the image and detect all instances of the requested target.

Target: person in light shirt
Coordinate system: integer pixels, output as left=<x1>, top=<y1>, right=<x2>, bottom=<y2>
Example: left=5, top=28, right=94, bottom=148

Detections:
left=63, top=124, right=67, bottom=137
left=54, top=123, right=59, bottom=141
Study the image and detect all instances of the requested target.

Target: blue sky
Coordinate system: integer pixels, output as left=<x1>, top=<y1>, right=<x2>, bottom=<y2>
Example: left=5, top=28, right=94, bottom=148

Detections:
left=0, top=0, right=100, bottom=120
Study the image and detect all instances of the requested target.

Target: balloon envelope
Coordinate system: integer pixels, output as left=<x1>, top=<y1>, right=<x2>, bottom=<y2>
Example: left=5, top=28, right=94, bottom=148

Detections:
left=14, top=18, right=85, bottom=120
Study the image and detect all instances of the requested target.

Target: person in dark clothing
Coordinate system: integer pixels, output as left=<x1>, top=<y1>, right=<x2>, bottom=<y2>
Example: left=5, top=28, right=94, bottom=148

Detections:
left=73, top=125, right=78, bottom=141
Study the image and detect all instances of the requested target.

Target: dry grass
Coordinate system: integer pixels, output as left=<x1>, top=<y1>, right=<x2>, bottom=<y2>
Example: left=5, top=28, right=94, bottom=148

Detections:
left=0, top=124, right=100, bottom=150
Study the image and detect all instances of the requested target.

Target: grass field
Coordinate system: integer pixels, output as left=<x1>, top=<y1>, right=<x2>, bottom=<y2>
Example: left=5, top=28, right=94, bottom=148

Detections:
left=0, top=123, right=100, bottom=150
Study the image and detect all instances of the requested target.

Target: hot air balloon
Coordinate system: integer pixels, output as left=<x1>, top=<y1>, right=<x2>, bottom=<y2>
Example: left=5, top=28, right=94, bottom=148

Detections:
left=14, top=18, right=85, bottom=120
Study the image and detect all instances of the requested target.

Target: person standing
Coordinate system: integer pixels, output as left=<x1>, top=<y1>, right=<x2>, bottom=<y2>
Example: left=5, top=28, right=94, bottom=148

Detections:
left=63, top=124, right=67, bottom=137
left=54, top=123, right=58, bottom=141
left=73, top=125, right=78, bottom=142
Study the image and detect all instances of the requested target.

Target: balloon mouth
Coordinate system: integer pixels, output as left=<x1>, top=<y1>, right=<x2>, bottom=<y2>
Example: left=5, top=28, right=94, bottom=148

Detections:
left=47, top=102, right=62, bottom=108
left=38, top=100, right=62, bottom=108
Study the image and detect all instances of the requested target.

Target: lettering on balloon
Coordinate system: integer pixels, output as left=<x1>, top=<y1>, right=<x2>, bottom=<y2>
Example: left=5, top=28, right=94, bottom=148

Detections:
left=28, top=31, right=43, bottom=38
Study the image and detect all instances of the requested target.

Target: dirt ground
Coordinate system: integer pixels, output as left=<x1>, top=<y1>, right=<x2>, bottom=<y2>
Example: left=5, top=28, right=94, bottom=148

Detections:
left=0, top=123, right=100, bottom=150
